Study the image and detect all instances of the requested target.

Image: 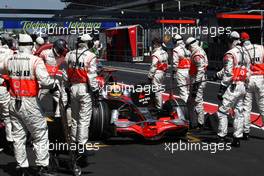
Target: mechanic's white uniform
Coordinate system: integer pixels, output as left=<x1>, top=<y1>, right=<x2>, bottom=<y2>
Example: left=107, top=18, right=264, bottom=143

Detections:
left=0, top=47, right=55, bottom=168
left=188, top=46, right=208, bottom=126
left=173, top=44, right=191, bottom=103
left=242, top=42, right=264, bottom=133
left=39, top=49, right=65, bottom=117
left=148, top=47, right=168, bottom=109
left=65, top=47, right=98, bottom=144
left=93, top=40, right=103, bottom=58
left=216, top=46, right=250, bottom=138
left=0, top=45, right=13, bottom=143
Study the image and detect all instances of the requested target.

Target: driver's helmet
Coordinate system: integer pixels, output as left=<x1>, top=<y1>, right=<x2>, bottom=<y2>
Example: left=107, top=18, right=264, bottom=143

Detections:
left=53, top=39, right=68, bottom=56
left=108, top=84, right=122, bottom=97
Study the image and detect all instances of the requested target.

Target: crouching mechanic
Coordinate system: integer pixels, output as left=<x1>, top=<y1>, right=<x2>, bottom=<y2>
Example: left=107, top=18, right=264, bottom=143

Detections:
left=0, top=35, right=14, bottom=149
left=148, top=38, right=168, bottom=109
left=0, top=34, right=59, bottom=176
left=216, top=31, right=250, bottom=147
left=185, top=37, right=208, bottom=129
left=38, top=39, right=68, bottom=118
left=64, top=34, right=99, bottom=145
left=241, top=32, right=264, bottom=139
left=173, top=34, right=191, bottom=103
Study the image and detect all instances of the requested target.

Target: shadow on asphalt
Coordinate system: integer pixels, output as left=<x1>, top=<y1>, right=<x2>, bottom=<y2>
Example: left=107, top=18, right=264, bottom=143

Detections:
left=0, top=160, right=94, bottom=176
left=0, top=162, right=19, bottom=176
left=249, top=135, right=264, bottom=140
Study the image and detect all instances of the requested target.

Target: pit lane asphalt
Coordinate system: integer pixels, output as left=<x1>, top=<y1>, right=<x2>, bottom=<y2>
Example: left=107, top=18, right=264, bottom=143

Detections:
left=0, top=61, right=264, bottom=176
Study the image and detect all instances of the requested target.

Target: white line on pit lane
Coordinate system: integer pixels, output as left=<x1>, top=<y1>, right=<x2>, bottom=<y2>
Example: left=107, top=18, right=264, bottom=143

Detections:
left=106, top=66, right=220, bottom=85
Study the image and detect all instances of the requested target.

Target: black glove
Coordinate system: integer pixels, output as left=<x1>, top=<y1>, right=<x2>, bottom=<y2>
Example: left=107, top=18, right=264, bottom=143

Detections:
left=65, top=86, right=71, bottom=109
left=3, top=79, right=10, bottom=91
left=210, top=73, right=220, bottom=81
left=148, top=77, right=153, bottom=84
left=217, top=84, right=228, bottom=101
left=92, top=90, right=100, bottom=107
left=65, top=102, right=70, bottom=110
left=191, top=82, right=199, bottom=98
left=15, top=99, right=22, bottom=111
left=50, top=83, right=59, bottom=94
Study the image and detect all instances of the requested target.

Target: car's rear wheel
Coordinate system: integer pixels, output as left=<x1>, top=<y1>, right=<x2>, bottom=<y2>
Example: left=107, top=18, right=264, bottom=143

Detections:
left=89, top=101, right=113, bottom=140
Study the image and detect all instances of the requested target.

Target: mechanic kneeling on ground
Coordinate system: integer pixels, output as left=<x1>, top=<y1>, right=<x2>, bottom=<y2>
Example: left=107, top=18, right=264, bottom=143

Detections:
left=0, top=34, right=59, bottom=176
left=215, top=31, right=250, bottom=147
left=148, top=38, right=168, bottom=109
left=64, top=33, right=99, bottom=147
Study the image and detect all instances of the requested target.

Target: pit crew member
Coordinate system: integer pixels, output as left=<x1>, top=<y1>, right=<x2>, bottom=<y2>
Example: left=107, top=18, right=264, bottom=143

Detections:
left=0, top=34, right=58, bottom=176
left=148, top=38, right=168, bottom=109
left=173, top=34, right=191, bottom=103
left=215, top=31, right=250, bottom=147
left=241, top=32, right=264, bottom=138
left=64, top=34, right=99, bottom=145
left=186, top=37, right=208, bottom=129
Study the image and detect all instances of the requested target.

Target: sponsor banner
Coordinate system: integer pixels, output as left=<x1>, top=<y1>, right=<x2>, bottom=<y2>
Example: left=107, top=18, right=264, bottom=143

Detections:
left=2, top=20, right=117, bottom=30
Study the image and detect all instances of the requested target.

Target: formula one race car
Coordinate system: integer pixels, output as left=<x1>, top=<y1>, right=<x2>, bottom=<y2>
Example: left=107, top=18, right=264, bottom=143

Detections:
left=89, top=68, right=189, bottom=141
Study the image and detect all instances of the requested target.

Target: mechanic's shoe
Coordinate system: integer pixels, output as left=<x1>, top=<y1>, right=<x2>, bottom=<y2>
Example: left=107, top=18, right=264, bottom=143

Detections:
left=216, top=135, right=228, bottom=143
left=231, top=137, right=240, bottom=147
left=197, top=123, right=204, bottom=130
left=77, top=154, right=89, bottom=167
left=17, top=167, right=30, bottom=176
left=189, top=125, right=198, bottom=130
left=189, top=124, right=204, bottom=132
left=242, top=133, right=250, bottom=140
left=37, top=166, right=57, bottom=176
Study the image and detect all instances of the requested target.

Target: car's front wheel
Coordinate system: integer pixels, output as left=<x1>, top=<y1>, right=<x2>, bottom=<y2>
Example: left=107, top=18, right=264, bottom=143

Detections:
left=89, top=101, right=113, bottom=140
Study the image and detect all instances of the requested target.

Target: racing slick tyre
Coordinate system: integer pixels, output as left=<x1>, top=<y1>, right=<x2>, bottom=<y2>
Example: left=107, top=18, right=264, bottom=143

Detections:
left=162, top=98, right=188, bottom=119
left=89, top=101, right=113, bottom=140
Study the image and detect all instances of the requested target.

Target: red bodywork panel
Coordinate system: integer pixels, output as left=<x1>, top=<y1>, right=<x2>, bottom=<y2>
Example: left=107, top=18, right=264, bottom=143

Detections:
left=116, top=118, right=188, bottom=139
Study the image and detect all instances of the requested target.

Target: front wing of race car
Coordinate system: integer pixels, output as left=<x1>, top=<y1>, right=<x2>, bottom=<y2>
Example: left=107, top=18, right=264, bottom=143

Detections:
left=114, top=118, right=189, bottom=140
